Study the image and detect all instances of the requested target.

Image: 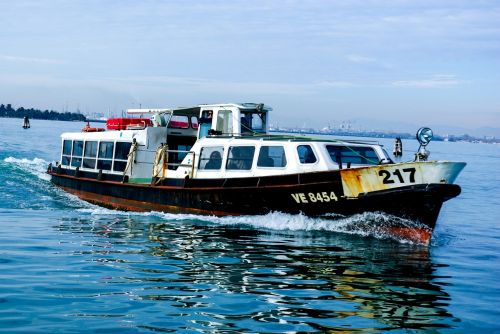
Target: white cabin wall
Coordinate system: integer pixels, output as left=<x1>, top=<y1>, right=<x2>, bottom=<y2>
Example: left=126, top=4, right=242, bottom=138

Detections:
left=184, top=138, right=337, bottom=180
left=128, top=127, right=168, bottom=183
left=145, top=127, right=168, bottom=150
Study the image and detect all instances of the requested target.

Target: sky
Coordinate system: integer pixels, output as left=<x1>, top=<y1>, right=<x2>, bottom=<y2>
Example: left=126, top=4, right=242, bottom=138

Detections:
left=1, top=0, right=499, bottom=135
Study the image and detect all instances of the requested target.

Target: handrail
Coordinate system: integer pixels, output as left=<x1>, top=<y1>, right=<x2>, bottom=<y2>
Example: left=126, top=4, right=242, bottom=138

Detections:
left=165, top=150, right=196, bottom=179
left=152, top=145, right=196, bottom=184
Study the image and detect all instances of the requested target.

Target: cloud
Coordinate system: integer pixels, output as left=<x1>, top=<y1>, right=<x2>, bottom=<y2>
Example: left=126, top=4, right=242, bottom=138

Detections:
left=0, top=73, right=319, bottom=97
left=112, top=75, right=320, bottom=96
left=0, top=54, right=61, bottom=64
left=315, top=80, right=356, bottom=88
left=346, top=55, right=377, bottom=64
left=392, top=75, right=464, bottom=88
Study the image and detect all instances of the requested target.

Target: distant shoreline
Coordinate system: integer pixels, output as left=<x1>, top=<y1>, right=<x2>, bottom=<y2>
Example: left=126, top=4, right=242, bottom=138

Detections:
left=1, top=116, right=84, bottom=122
left=2, top=109, right=497, bottom=144
left=0, top=103, right=85, bottom=122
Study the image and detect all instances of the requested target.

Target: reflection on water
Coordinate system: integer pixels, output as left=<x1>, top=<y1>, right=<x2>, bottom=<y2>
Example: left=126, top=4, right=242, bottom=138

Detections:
left=1, top=119, right=495, bottom=332
left=53, top=215, right=455, bottom=332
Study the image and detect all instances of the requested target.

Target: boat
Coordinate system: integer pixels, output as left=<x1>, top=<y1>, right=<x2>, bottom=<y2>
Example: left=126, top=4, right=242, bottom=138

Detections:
left=47, top=103, right=466, bottom=245
left=23, top=116, right=30, bottom=129
left=393, top=137, right=403, bottom=157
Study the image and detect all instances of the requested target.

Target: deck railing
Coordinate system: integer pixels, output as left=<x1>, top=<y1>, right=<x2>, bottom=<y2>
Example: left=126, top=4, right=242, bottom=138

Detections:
left=152, top=145, right=195, bottom=183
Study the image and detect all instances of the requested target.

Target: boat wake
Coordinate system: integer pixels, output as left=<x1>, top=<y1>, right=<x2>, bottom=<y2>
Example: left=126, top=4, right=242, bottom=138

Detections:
left=3, top=156, right=51, bottom=181
left=78, top=207, right=428, bottom=245
left=212, top=211, right=429, bottom=245
left=1, top=156, right=89, bottom=210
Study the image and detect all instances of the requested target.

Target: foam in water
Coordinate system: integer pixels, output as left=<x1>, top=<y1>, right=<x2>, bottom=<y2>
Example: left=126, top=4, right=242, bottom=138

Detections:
left=208, top=211, right=424, bottom=244
left=2, top=156, right=93, bottom=210
left=4, top=156, right=51, bottom=181
left=78, top=207, right=423, bottom=244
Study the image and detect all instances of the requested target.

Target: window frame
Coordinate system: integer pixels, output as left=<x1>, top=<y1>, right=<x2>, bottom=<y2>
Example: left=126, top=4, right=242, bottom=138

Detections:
left=257, top=145, right=287, bottom=168
left=61, top=139, right=72, bottom=166
left=60, top=139, right=140, bottom=174
left=190, top=116, right=199, bottom=129
left=296, top=144, right=318, bottom=165
left=216, top=109, right=233, bottom=134
left=97, top=141, right=114, bottom=171
left=226, top=146, right=256, bottom=171
left=113, top=141, right=132, bottom=172
left=70, top=140, right=84, bottom=168
left=198, top=146, right=224, bottom=171
left=82, top=141, right=98, bottom=169
left=168, top=115, right=190, bottom=129
left=325, top=144, right=380, bottom=166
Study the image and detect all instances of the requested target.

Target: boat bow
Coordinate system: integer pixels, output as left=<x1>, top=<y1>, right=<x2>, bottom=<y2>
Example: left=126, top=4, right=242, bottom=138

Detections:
left=340, top=161, right=466, bottom=197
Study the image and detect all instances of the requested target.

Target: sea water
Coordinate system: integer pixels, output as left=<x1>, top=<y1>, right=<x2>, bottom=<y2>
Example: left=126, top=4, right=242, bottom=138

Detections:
left=0, top=118, right=499, bottom=333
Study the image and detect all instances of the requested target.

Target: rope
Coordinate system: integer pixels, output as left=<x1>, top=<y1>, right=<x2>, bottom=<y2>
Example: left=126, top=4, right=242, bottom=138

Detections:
left=122, top=140, right=138, bottom=182
left=152, top=144, right=168, bottom=185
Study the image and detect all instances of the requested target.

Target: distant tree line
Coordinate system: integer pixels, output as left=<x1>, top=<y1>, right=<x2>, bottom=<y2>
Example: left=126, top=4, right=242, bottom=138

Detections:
left=0, top=103, right=86, bottom=122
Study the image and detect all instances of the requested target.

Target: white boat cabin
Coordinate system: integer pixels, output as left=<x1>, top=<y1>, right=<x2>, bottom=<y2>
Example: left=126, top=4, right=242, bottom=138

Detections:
left=58, top=102, right=391, bottom=184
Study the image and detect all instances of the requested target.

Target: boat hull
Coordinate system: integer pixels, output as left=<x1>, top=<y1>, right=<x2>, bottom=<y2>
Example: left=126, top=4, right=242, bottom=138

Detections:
left=48, top=166, right=461, bottom=245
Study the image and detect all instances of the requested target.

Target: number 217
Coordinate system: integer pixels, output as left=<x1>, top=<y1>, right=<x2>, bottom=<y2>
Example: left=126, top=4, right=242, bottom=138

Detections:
left=378, top=168, right=416, bottom=184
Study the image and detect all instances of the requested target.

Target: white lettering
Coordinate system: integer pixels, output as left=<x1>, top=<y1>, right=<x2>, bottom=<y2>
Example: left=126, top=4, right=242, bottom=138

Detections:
left=291, top=193, right=301, bottom=203
left=299, top=193, right=309, bottom=203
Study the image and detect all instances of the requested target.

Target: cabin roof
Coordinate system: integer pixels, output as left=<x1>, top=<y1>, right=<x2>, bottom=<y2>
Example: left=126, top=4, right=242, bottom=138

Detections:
left=199, top=134, right=380, bottom=146
left=198, top=102, right=272, bottom=111
left=127, top=107, right=199, bottom=117
left=60, top=129, right=140, bottom=140
left=127, top=103, right=272, bottom=116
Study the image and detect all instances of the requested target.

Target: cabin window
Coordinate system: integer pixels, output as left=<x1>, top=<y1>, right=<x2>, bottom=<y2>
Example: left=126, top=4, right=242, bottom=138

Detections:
left=71, top=140, right=84, bottom=167
left=83, top=141, right=98, bottom=169
left=97, top=141, right=113, bottom=171
left=61, top=140, right=72, bottom=166
left=168, top=115, right=190, bottom=129
left=113, top=161, right=127, bottom=172
left=200, top=110, right=213, bottom=124
left=240, top=113, right=252, bottom=134
left=241, top=112, right=266, bottom=134
left=199, top=146, right=224, bottom=170
left=216, top=110, right=233, bottom=135
left=257, top=146, right=287, bottom=168
left=72, top=140, right=84, bottom=156
left=226, top=146, right=255, bottom=170
left=191, top=116, right=199, bottom=129
left=326, top=145, right=379, bottom=166
left=114, top=142, right=131, bottom=160
left=297, top=145, right=317, bottom=164
left=63, top=140, right=72, bottom=155
left=252, top=113, right=265, bottom=131
left=199, top=110, right=213, bottom=138
left=113, top=142, right=132, bottom=172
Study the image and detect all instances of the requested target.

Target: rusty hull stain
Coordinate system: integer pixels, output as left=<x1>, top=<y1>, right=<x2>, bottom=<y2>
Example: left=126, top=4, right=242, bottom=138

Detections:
left=339, top=161, right=465, bottom=197
left=341, top=165, right=390, bottom=197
